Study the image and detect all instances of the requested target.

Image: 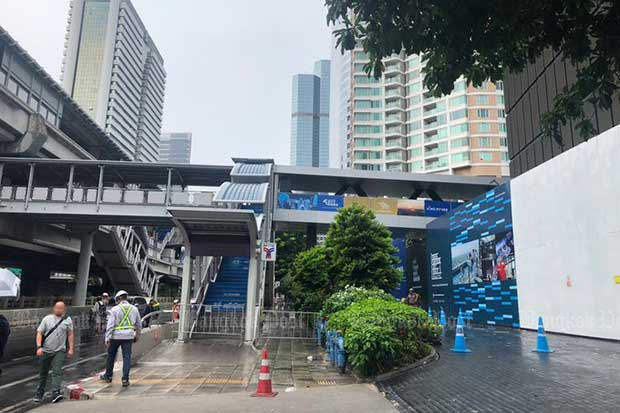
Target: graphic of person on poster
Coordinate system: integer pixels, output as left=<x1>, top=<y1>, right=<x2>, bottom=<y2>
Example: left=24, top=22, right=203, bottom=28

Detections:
left=497, top=260, right=507, bottom=281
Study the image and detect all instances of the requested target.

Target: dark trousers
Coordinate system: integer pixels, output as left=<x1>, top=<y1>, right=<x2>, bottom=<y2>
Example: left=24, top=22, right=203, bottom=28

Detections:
left=37, top=351, right=66, bottom=394
left=104, top=339, right=133, bottom=380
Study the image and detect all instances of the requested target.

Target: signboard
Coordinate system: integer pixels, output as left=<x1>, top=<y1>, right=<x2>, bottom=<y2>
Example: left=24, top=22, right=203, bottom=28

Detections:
left=315, top=195, right=344, bottom=212
left=344, top=196, right=371, bottom=209
left=397, top=199, right=425, bottom=216
left=370, top=198, right=398, bottom=215
left=261, top=242, right=277, bottom=261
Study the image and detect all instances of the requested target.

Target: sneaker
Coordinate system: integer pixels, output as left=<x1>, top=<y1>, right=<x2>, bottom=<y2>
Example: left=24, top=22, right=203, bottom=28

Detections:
left=51, top=392, right=64, bottom=403
left=122, top=379, right=130, bottom=387
left=100, top=374, right=112, bottom=383
left=33, top=392, right=44, bottom=403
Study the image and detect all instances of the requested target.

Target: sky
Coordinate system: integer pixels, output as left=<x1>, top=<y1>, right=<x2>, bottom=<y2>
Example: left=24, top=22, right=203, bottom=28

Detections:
left=1, top=0, right=334, bottom=165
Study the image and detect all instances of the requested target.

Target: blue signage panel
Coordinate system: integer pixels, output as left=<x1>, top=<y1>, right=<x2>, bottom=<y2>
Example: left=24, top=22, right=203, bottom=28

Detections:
left=314, top=194, right=344, bottom=212
left=424, top=200, right=452, bottom=217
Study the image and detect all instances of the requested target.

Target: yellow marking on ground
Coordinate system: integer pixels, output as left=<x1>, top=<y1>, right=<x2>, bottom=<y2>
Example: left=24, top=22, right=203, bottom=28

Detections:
left=108, top=378, right=247, bottom=385
left=316, top=380, right=337, bottom=385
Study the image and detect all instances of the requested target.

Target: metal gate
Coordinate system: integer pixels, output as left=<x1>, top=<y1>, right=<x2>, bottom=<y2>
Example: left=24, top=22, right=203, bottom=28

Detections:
left=259, top=310, right=318, bottom=339
left=190, top=304, right=245, bottom=337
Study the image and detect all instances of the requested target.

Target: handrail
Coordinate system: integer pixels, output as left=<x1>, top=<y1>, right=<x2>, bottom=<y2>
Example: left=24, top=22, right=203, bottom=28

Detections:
left=188, top=256, right=223, bottom=338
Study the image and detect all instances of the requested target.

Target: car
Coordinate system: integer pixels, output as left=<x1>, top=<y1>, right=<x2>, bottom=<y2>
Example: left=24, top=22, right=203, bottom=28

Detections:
left=127, top=296, right=151, bottom=317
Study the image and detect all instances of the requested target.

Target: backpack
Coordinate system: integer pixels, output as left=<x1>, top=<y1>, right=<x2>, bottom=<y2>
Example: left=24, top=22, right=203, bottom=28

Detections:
left=0, top=314, right=9, bottom=337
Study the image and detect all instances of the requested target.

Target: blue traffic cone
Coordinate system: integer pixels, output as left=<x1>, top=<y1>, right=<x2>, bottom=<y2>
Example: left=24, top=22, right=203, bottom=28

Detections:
left=451, top=309, right=471, bottom=353
left=427, top=306, right=433, bottom=318
left=439, top=307, right=447, bottom=326
left=533, top=316, right=554, bottom=353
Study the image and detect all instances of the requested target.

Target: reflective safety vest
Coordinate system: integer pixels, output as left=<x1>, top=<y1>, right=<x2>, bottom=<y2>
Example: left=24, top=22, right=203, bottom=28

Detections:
left=113, top=304, right=135, bottom=331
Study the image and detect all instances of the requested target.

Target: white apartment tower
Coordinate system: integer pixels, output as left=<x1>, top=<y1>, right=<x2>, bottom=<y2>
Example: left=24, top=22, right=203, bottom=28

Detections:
left=344, top=49, right=509, bottom=176
left=61, top=0, right=166, bottom=162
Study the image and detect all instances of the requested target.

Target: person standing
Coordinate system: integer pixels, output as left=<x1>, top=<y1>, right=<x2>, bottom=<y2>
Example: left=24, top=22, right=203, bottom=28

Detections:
left=0, top=314, right=10, bottom=377
left=34, top=301, right=74, bottom=403
left=100, top=290, right=141, bottom=387
left=172, top=299, right=180, bottom=322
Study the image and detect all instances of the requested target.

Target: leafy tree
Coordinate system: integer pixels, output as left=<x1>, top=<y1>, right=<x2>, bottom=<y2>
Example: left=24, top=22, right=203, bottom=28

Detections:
left=288, top=245, right=332, bottom=311
left=326, top=0, right=619, bottom=141
left=324, top=204, right=401, bottom=291
left=274, top=232, right=306, bottom=299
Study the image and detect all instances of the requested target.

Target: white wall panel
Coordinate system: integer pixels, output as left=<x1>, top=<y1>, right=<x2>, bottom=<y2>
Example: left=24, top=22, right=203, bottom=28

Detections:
left=512, top=125, right=620, bottom=339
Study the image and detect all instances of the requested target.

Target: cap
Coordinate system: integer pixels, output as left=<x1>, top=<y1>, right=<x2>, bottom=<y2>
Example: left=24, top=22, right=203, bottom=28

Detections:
left=115, top=290, right=128, bottom=299
left=102, top=293, right=109, bottom=297
left=173, top=299, right=179, bottom=304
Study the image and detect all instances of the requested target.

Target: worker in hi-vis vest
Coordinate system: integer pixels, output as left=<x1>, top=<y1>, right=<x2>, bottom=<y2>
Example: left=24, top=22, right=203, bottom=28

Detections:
left=100, top=290, right=141, bottom=387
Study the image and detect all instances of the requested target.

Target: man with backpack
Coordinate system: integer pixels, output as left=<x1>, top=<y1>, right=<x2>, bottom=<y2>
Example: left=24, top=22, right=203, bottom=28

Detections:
left=34, top=301, right=74, bottom=403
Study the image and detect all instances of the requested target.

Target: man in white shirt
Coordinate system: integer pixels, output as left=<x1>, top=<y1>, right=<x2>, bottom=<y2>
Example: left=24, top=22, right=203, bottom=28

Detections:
left=100, top=290, right=141, bottom=387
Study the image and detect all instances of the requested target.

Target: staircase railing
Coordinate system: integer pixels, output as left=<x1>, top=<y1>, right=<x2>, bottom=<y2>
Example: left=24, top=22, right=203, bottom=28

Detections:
left=114, top=226, right=158, bottom=296
left=189, top=256, right=222, bottom=338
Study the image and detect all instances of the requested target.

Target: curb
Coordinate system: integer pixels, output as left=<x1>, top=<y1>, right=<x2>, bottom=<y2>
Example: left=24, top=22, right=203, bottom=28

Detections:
left=374, top=344, right=438, bottom=382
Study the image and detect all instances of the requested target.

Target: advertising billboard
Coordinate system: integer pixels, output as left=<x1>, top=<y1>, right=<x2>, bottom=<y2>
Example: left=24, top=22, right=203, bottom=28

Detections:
left=315, top=194, right=344, bottom=212
left=370, top=198, right=398, bottom=215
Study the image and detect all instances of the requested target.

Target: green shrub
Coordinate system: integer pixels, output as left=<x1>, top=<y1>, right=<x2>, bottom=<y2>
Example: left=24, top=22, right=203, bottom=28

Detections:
left=321, top=286, right=396, bottom=317
left=328, top=298, right=441, bottom=376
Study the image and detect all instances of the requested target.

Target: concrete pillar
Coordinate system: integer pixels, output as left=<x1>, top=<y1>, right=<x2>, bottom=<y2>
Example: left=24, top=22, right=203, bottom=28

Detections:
left=74, top=231, right=94, bottom=306
left=177, top=243, right=192, bottom=341
left=244, top=253, right=259, bottom=343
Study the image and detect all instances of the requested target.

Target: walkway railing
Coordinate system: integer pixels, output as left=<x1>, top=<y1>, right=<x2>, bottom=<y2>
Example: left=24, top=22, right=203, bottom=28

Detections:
left=259, top=310, right=318, bottom=339
left=115, top=226, right=158, bottom=296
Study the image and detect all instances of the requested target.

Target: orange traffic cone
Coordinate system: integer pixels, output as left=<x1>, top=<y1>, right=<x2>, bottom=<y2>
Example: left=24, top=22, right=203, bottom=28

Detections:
left=251, top=349, right=278, bottom=397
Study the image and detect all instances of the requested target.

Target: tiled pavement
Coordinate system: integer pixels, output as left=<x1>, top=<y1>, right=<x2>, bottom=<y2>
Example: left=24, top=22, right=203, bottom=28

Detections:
left=378, top=325, right=620, bottom=412
left=75, top=337, right=353, bottom=399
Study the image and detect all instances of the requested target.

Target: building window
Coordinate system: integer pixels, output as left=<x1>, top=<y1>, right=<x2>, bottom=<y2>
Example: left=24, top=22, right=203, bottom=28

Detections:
left=410, top=160, right=423, bottom=171
left=354, top=125, right=383, bottom=134
left=354, top=138, right=382, bottom=147
left=17, top=85, right=29, bottom=103
left=476, top=109, right=489, bottom=118
left=409, top=134, right=422, bottom=145
left=453, top=80, right=466, bottom=92
left=7, top=77, right=18, bottom=94
left=354, top=151, right=382, bottom=160
left=355, top=112, right=382, bottom=121
left=500, top=137, right=508, bottom=147
left=478, top=123, right=492, bottom=132
left=450, top=109, right=467, bottom=121
left=409, top=147, right=423, bottom=158
left=478, top=151, right=493, bottom=161
left=355, top=75, right=380, bottom=84
left=497, top=109, right=506, bottom=118
left=501, top=151, right=509, bottom=161
left=449, top=95, right=467, bottom=107
left=450, top=123, right=468, bottom=135
left=476, top=95, right=489, bottom=105
left=496, top=81, right=504, bottom=91
left=408, top=121, right=422, bottom=132
left=355, top=87, right=381, bottom=97
left=452, top=152, right=470, bottom=163
left=497, top=95, right=505, bottom=105
left=407, top=82, right=422, bottom=94
left=0, top=69, right=6, bottom=86
left=354, top=100, right=382, bottom=109
left=499, top=122, right=507, bottom=133
left=408, top=95, right=421, bottom=106
left=451, top=137, right=469, bottom=148
left=354, top=51, right=369, bottom=60
left=478, top=137, right=492, bottom=147
left=408, top=108, right=421, bottom=119
left=28, top=95, right=39, bottom=111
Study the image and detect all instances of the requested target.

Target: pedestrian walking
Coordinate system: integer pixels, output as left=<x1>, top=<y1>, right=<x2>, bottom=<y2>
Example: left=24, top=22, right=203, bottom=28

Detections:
left=172, top=299, right=180, bottom=322
left=34, top=301, right=74, bottom=404
left=92, top=295, right=107, bottom=332
left=100, top=290, right=141, bottom=387
left=0, top=313, right=10, bottom=377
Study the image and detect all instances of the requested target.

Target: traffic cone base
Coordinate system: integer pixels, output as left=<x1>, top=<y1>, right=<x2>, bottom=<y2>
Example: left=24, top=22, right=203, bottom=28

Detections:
left=251, top=349, right=278, bottom=397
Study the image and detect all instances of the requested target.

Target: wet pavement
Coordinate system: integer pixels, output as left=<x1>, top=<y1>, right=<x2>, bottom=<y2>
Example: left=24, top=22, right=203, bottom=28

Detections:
left=0, top=325, right=107, bottom=412
left=69, top=337, right=353, bottom=400
left=378, top=325, right=620, bottom=412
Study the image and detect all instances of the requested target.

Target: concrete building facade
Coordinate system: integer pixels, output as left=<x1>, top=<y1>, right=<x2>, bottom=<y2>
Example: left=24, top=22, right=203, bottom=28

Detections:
left=61, top=0, right=166, bottom=162
left=290, top=60, right=330, bottom=167
left=160, top=132, right=192, bottom=164
left=343, top=48, right=509, bottom=177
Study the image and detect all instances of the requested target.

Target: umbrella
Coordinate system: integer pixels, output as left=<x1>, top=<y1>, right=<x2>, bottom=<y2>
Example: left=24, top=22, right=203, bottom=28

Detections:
left=0, top=268, right=20, bottom=298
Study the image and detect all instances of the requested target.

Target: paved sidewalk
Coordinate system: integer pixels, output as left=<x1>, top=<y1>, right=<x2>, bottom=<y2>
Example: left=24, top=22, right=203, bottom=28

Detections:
left=55, top=337, right=354, bottom=400
left=379, top=325, right=620, bottom=412
left=32, top=383, right=397, bottom=412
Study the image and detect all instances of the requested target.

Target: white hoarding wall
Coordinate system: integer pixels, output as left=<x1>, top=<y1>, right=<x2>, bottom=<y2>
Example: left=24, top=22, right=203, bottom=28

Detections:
left=512, top=124, right=620, bottom=339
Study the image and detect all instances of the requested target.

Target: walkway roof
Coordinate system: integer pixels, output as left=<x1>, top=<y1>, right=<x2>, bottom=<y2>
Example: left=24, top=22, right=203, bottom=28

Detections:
left=274, top=165, right=504, bottom=201
left=0, top=157, right=232, bottom=187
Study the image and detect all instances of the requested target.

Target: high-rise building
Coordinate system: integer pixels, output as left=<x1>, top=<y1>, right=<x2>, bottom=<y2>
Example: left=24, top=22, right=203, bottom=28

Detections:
left=160, top=132, right=192, bottom=164
left=329, top=39, right=351, bottom=169
left=344, top=48, right=509, bottom=176
left=290, top=60, right=330, bottom=167
left=61, top=0, right=166, bottom=163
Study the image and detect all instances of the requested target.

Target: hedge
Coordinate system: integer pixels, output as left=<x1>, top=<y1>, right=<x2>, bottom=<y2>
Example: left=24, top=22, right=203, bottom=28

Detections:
left=321, top=285, right=396, bottom=317
left=327, top=298, right=441, bottom=376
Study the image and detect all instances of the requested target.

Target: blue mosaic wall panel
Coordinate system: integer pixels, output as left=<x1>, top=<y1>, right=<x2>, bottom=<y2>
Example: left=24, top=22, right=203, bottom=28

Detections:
left=426, top=182, right=519, bottom=327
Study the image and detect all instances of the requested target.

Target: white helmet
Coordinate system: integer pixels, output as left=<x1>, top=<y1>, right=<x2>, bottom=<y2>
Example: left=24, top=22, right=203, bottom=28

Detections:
left=115, top=290, right=128, bottom=299
left=173, top=299, right=179, bottom=304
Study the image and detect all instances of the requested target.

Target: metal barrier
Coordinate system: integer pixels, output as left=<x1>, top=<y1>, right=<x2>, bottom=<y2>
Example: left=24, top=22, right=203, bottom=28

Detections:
left=259, top=310, right=318, bottom=339
left=187, top=304, right=245, bottom=338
